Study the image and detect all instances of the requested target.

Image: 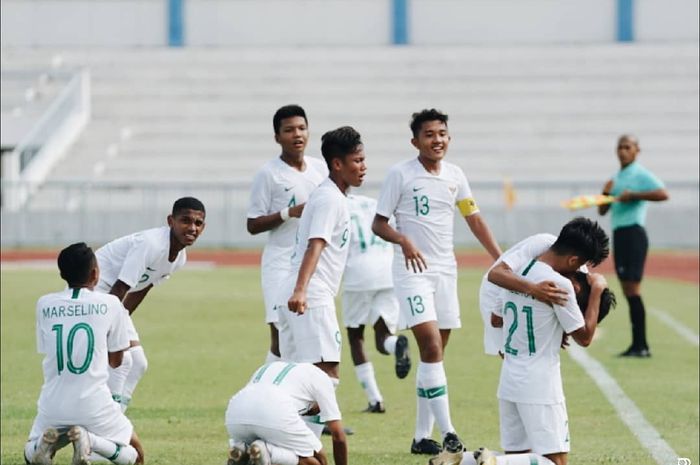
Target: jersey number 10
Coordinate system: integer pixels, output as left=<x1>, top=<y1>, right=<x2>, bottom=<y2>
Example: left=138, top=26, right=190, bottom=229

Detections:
left=51, top=323, right=95, bottom=375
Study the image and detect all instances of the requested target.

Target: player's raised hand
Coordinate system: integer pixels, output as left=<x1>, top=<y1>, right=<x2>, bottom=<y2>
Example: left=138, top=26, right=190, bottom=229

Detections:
left=531, top=280, right=567, bottom=305
left=587, top=272, right=608, bottom=291
left=288, top=289, right=307, bottom=315
left=398, top=236, right=427, bottom=273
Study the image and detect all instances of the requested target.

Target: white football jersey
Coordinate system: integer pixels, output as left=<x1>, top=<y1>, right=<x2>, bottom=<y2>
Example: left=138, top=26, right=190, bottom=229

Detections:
left=343, top=195, right=393, bottom=292
left=285, top=178, right=351, bottom=307
left=481, top=234, right=557, bottom=307
left=496, top=260, right=585, bottom=404
left=95, top=226, right=186, bottom=293
left=237, top=362, right=342, bottom=424
left=35, top=288, right=130, bottom=418
left=247, top=156, right=328, bottom=274
left=376, top=158, right=475, bottom=272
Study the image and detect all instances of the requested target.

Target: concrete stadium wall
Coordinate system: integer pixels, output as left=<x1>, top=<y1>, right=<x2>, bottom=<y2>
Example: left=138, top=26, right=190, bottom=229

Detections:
left=1, top=0, right=698, bottom=47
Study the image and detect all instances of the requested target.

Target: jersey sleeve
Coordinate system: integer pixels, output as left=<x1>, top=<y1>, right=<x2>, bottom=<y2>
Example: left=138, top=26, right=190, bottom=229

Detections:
left=638, top=168, right=665, bottom=191
left=455, top=167, right=479, bottom=216
left=247, top=167, right=273, bottom=219
left=106, top=297, right=131, bottom=352
left=115, top=236, right=152, bottom=289
left=553, top=279, right=585, bottom=334
left=307, top=196, right=341, bottom=243
left=314, top=373, right=342, bottom=423
left=36, top=297, right=46, bottom=354
left=501, top=234, right=555, bottom=271
left=376, top=167, right=402, bottom=219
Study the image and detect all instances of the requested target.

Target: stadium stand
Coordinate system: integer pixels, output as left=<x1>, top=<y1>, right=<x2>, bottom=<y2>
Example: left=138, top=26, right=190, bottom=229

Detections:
left=1, top=45, right=697, bottom=247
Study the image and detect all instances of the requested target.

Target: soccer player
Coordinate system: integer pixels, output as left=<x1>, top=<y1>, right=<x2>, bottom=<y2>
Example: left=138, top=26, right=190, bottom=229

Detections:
left=342, top=193, right=411, bottom=413
left=224, top=361, right=348, bottom=465
left=95, top=197, right=206, bottom=411
left=478, top=220, right=613, bottom=465
left=247, top=104, right=328, bottom=363
left=25, top=242, right=144, bottom=465
left=372, top=109, right=502, bottom=456
left=479, top=232, right=574, bottom=357
left=598, top=134, right=668, bottom=358
left=278, top=126, right=365, bottom=376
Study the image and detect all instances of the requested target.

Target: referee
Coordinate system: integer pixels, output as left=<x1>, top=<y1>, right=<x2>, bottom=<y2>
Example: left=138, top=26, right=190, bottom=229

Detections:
left=598, top=135, right=668, bottom=358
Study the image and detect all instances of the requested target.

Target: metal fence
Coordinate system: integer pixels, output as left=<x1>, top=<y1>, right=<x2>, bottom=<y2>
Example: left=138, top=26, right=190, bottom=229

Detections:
left=2, top=179, right=697, bottom=249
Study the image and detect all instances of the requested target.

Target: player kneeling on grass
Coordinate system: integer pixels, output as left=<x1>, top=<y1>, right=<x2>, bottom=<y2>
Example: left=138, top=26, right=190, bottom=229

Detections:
left=24, top=243, right=145, bottom=465
left=225, top=361, right=348, bottom=465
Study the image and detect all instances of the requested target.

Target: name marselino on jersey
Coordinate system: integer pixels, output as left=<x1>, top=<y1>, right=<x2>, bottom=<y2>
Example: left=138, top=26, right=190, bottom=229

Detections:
left=41, top=303, right=109, bottom=319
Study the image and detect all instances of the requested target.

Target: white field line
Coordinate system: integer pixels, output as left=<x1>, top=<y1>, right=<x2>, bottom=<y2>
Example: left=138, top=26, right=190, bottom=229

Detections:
left=650, top=307, right=699, bottom=347
left=567, top=344, right=680, bottom=465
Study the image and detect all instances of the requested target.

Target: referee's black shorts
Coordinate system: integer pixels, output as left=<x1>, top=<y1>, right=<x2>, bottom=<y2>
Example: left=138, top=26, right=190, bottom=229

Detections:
left=613, top=224, right=649, bottom=282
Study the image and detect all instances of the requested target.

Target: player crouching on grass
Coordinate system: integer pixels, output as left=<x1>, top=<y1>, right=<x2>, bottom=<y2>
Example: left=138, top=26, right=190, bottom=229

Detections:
left=25, top=243, right=144, bottom=465
left=95, top=197, right=206, bottom=413
left=225, top=361, right=348, bottom=465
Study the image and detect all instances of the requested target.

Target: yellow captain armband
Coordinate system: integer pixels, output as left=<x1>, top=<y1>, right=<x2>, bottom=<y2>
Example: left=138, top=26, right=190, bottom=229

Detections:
left=457, top=198, right=479, bottom=216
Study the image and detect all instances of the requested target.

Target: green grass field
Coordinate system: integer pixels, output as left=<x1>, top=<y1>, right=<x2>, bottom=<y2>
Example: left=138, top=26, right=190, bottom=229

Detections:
left=1, top=266, right=698, bottom=465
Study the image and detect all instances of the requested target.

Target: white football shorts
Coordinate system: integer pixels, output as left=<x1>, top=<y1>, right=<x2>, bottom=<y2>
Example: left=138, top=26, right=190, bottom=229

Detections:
left=393, top=270, right=461, bottom=330
left=499, top=399, right=570, bottom=454
left=341, top=288, right=399, bottom=333
left=277, top=303, right=341, bottom=363
left=226, top=387, right=322, bottom=457
left=28, top=400, right=133, bottom=446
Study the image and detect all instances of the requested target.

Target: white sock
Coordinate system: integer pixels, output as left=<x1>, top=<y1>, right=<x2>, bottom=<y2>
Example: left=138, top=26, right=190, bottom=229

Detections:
left=414, top=365, right=435, bottom=440
left=25, top=430, right=69, bottom=462
left=107, top=350, right=133, bottom=403
left=383, top=335, right=398, bottom=354
left=459, top=451, right=477, bottom=465
left=417, top=361, right=455, bottom=438
left=265, top=351, right=281, bottom=363
left=496, top=454, right=555, bottom=465
left=266, top=442, right=298, bottom=465
left=122, top=345, right=148, bottom=411
left=354, top=362, right=383, bottom=404
left=88, top=432, right=138, bottom=465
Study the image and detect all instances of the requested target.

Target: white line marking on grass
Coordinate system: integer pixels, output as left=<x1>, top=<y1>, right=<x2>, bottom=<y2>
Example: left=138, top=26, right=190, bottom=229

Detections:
left=567, top=344, right=679, bottom=465
left=650, top=307, right=699, bottom=347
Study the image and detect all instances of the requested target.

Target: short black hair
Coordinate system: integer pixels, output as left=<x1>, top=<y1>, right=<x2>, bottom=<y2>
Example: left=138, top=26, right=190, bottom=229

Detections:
left=172, top=197, right=205, bottom=216
left=320, top=126, right=363, bottom=171
left=273, top=104, right=307, bottom=134
left=410, top=109, right=448, bottom=138
left=57, top=242, right=96, bottom=287
left=551, top=217, right=609, bottom=266
left=573, top=271, right=617, bottom=323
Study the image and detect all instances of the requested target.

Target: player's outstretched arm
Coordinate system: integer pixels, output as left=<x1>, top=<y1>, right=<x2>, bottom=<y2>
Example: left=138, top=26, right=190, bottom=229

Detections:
left=464, top=212, right=502, bottom=260
left=325, top=420, right=348, bottom=465
left=247, top=204, right=306, bottom=235
left=488, top=262, right=567, bottom=305
left=122, top=285, right=153, bottom=314
left=598, top=180, right=614, bottom=215
left=617, top=187, right=669, bottom=203
left=288, top=238, right=326, bottom=314
left=570, top=273, right=607, bottom=347
left=372, top=214, right=426, bottom=273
